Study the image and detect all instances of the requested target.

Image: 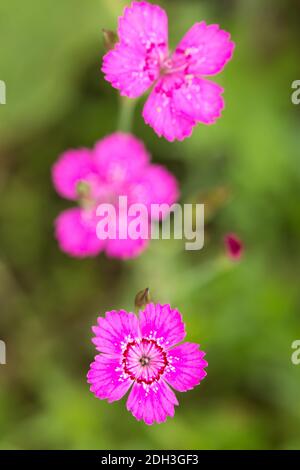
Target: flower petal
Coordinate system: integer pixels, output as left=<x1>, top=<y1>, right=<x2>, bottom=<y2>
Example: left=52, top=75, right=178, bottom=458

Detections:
left=87, top=354, right=132, bottom=403
left=126, top=379, right=178, bottom=425
left=164, top=342, right=208, bottom=392
left=173, top=21, right=235, bottom=76
left=102, top=2, right=168, bottom=98
left=93, top=133, right=150, bottom=185
left=118, top=1, right=168, bottom=49
left=129, top=164, right=179, bottom=219
left=102, top=43, right=157, bottom=99
left=143, top=77, right=195, bottom=142
left=106, top=236, right=149, bottom=260
left=102, top=208, right=150, bottom=260
left=172, top=77, right=225, bottom=125
left=92, top=309, right=139, bottom=357
left=52, top=149, right=97, bottom=200
left=55, top=208, right=104, bottom=258
left=139, top=303, right=186, bottom=349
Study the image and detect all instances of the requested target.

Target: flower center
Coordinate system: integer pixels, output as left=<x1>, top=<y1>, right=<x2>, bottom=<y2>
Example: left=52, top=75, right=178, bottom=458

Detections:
left=122, top=338, right=168, bottom=385
left=160, top=54, right=189, bottom=76
left=139, top=355, right=150, bottom=366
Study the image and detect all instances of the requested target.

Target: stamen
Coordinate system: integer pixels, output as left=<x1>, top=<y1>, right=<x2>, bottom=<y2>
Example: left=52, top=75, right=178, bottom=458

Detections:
left=139, top=356, right=150, bottom=367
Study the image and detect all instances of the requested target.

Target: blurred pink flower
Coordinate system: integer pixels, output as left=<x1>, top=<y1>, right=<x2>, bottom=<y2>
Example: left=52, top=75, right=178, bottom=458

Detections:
left=87, top=303, right=207, bottom=425
left=102, top=1, right=235, bottom=142
left=224, top=233, right=244, bottom=260
left=52, top=132, right=179, bottom=259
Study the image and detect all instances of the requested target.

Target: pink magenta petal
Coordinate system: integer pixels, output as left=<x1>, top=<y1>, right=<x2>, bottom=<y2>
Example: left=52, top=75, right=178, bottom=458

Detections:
left=52, top=148, right=97, bottom=200
left=102, top=2, right=168, bottom=98
left=55, top=208, right=104, bottom=258
left=105, top=236, right=149, bottom=260
left=139, top=303, right=186, bottom=349
left=92, top=309, right=139, bottom=357
left=87, top=354, right=132, bottom=403
left=106, top=239, right=149, bottom=260
left=129, top=164, right=179, bottom=219
left=126, top=379, right=178, bottom=425
left=93, top=133, right=150, bottom=185
left=143, top=76, right=196, bottom=142
left=118, top=2, right=168, bottom=48
left=103, top=210, right=150, bottom=260
left=102, top=43, right=158, bottom=99
left=143, top=75, right=225, bottom=139
left=172, top=77, right=225, bottom=125
left=173, top=21, right=235, bottom=76
left=164, top=342, right=208, bottom=392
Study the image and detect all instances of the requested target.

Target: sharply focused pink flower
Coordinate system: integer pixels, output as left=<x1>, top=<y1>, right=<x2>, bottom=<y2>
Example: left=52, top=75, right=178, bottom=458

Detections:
left=102, top=1, right=235, bottom=141
left=87, top=303, right=207, bottom=425
left=52, top=132, right=179, bottom=259
left=224, top=233, right=243, bottom=260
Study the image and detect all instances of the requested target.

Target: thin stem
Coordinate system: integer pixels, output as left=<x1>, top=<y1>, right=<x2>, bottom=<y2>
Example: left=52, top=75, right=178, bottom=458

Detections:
left=189, top=256, right=234, bottom=289
left=172, top=256, right=236, bottom=302
left=118, top=96, right=137, bottom=133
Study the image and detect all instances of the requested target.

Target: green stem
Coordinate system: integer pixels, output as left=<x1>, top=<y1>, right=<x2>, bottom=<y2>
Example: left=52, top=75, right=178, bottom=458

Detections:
left=189, top=256, right=234, bottom=289
left=118, top=97, right=136, bottom=133
left=172, top=256, right=236, bottom=302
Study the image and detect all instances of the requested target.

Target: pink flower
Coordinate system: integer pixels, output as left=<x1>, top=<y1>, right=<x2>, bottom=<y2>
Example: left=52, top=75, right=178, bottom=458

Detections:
left=87, top=303, right=208, bottom=425
left=102, top=1, right=235, bottom=142
left=52, top=132, right=179, bottom=259
left=224, top=233, right=243, bottom=260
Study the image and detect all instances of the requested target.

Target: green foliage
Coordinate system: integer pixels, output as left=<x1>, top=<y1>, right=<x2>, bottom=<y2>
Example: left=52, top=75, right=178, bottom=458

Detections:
left=0, top=0, right=300, bottom=450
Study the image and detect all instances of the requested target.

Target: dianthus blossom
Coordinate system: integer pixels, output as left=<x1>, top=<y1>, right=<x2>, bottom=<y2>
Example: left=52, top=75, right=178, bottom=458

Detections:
left=102, top=1, right=235, bottom=141
left=87, top=303, right=207, bottom=424
left=52, top=132, right=179, bottom=259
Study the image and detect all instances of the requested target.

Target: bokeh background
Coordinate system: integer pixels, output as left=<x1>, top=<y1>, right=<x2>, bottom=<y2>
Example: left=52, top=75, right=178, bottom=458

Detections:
left=1, top=0, right=300, bottom=450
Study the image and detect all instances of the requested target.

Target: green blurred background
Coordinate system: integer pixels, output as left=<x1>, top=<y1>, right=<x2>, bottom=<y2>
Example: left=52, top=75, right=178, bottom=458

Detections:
left=0, top=0, right=300, bottom=450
